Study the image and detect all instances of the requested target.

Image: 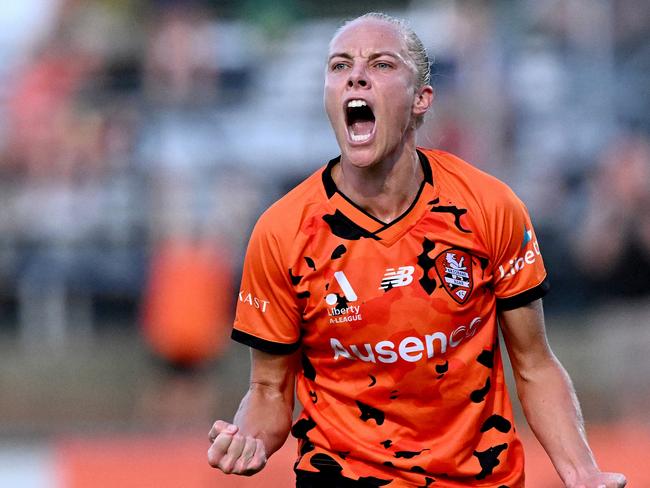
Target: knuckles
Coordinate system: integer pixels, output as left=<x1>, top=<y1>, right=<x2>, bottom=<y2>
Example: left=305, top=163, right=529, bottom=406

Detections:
left=220, top=457, right=236, bottom=474
left=214, top=420, right=234, bottom=434
left=206, top=449, right=222, bottom=468
left=211, top=420, right=227, bottom=430
left=207, top=431, right=267, bottom=476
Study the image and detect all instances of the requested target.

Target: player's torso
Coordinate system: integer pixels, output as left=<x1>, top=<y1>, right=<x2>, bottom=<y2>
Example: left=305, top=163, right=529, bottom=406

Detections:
left=296, top=219, right=494, bottom=361
left=288, top=199, right=501, bottom=409
left=282, top=156, right=524, bottom=486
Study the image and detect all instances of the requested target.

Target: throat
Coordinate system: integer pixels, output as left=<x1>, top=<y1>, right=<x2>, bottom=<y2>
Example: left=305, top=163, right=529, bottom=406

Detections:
left=333, top=160, right=423, bottom=225
left=361, top=194, right=418, bottom=224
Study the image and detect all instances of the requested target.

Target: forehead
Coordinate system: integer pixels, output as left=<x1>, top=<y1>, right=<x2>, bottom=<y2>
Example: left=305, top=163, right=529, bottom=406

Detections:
left=329, top=18, right=408, bottom=57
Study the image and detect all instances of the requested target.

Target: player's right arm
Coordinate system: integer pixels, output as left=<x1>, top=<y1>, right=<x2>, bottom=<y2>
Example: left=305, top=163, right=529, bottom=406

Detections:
left=207, top=347, right=299, bottom=476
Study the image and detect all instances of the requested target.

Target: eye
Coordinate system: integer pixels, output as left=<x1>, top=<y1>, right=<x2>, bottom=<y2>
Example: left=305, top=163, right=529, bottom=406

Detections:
left=331, top=62, right=348, bottom=71
left=374, top=61, right=393, bottom=70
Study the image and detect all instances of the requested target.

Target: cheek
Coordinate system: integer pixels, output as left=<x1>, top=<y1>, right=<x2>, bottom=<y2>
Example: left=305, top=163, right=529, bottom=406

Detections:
left=323, top=84, right=339, bottom=118
left=386, top=83, right=416, bottom=114
left=384, top=98, right=415, bottom=129
left=323, top=95, right=337, bottom=123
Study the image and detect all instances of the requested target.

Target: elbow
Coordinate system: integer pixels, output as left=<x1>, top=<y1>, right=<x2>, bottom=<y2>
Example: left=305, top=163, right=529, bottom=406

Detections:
left=513, top=351, right=563, bottom=385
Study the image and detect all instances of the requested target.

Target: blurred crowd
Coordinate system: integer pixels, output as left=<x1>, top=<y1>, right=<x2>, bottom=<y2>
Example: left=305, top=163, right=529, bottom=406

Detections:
left=0, top=0, right=647, bottom=362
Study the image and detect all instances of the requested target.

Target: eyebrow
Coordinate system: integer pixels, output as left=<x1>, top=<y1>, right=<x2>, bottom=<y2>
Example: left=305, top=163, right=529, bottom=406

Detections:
left=327, top=50, right=405, bottom=63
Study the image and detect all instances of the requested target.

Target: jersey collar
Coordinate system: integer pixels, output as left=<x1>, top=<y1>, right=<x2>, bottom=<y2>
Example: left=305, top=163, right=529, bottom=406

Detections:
left=321, top=149, right=438, bottom=247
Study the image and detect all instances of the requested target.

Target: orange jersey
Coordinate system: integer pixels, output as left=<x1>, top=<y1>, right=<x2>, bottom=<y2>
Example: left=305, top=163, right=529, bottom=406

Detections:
left=233, top=148, right=549, bottom=487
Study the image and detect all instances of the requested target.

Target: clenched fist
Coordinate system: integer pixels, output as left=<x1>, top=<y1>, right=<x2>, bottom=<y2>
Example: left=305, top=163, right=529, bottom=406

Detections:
left=207, top=420, right=267, bottom=476
left=571, top=472, right=627, bottom=488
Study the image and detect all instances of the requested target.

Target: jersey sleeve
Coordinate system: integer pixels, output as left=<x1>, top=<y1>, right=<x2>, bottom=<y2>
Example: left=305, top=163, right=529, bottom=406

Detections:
left=232, top=213, right=302, bottom=354
left=487, top=186, right=550, bottom=310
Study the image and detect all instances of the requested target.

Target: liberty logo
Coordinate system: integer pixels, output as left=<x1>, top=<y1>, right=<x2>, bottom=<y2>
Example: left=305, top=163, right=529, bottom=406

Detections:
left=326, top=271, right=362, bottom=324
left=325, top=271, right=357, bottom=305
left=434, top=249, right=474, bottom=304
left=379, top=266, right=415, bottom=290
left=499, top=240, right=541, bottom=279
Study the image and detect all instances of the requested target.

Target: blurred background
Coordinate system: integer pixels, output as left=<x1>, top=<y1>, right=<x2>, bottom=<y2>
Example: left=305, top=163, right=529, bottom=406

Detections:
left=0, top=0, right=647, bottom=486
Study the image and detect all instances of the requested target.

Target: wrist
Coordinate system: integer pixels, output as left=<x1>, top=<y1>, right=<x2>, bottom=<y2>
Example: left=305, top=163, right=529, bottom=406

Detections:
left=561, top=463, right=601, bottom=488
left=233, top=386, right=293, bottom=455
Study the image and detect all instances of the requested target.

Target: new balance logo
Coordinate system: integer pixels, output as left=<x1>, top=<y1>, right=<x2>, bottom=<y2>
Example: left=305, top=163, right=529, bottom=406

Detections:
left=379, top=266, right=415, bottom=290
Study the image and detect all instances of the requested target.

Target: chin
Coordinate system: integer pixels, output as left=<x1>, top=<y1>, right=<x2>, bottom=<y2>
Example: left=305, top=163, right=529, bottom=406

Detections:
left=342, top=146, right=382, bottom=169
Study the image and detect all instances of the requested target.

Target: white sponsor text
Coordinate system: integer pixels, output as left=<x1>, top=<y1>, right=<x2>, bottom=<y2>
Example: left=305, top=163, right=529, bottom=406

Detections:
left=498, top=241, right=541, bottom=279
left=238, top=291, right=270, bottom=313
left=330, top=317, right=483, bottom=364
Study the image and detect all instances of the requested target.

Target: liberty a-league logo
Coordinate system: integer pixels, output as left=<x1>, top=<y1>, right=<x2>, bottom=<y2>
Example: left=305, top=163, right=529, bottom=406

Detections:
left=434, top=248, right=473, bottom=304
left=325, top=271, right=357, bottom=305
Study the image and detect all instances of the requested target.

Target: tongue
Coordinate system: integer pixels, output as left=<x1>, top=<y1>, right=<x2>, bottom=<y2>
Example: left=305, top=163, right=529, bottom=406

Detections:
left=351, top=120, right=374, bottom=136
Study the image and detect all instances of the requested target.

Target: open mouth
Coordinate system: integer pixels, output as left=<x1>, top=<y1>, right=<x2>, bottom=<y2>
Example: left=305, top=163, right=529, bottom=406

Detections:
left=345, top=99, right=375, bottom=143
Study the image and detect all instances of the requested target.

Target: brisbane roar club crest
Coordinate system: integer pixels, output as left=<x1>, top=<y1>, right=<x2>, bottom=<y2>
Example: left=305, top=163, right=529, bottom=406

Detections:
left=434, top=249, right=474, bottom=304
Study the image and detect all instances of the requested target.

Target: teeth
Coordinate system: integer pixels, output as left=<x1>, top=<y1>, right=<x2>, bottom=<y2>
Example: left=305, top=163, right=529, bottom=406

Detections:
left=347, top=99, right=367, bottom=108
left=351, top=133, right=372, bottom=142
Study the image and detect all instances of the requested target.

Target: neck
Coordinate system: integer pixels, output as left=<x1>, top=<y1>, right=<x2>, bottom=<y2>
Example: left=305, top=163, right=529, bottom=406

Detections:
left=333, top=139, right=423, bottom=223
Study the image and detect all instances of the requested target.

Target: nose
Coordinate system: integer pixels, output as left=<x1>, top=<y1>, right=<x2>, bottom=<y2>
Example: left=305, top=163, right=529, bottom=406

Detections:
left=347, top=65, right=369, bottom=88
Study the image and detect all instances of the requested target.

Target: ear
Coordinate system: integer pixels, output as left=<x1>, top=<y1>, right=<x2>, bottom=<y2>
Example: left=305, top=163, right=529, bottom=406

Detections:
left=412, top=85, right=434, bottom=117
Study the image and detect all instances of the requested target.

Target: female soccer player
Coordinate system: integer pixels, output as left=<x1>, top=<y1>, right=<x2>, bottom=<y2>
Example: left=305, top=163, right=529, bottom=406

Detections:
left=208, top=12, right=626, bottom=488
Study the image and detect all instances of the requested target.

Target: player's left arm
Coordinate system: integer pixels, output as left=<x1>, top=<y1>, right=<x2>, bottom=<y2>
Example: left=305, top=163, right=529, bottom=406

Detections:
left=499, top=299, right=626, bottom=488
